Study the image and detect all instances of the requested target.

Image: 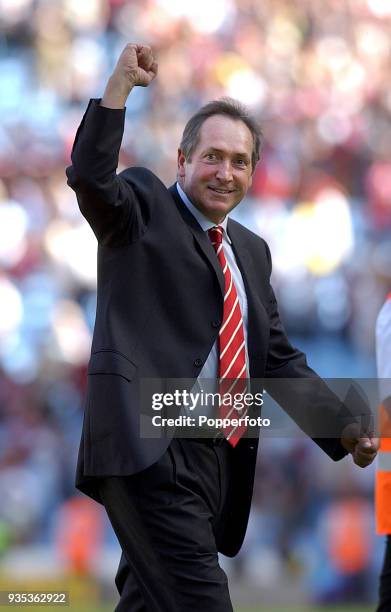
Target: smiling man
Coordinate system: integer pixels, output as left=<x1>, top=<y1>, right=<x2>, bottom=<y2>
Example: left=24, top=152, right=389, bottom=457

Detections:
left=177, top=112, right=255, bottom=223
left=66, top=43, right=378, bottom=612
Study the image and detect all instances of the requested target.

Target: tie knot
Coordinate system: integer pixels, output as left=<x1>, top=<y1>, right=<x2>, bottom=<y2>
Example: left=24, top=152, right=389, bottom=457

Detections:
left=208, top=226, right=224, bottom=247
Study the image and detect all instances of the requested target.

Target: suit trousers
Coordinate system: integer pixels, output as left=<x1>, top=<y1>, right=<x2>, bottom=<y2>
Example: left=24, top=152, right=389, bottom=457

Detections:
left=98, top=437, right=235, bottom=612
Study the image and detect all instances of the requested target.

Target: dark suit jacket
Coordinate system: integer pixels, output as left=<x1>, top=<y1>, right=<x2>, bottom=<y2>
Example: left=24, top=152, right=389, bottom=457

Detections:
left=66, top=99, right=350, bottom=557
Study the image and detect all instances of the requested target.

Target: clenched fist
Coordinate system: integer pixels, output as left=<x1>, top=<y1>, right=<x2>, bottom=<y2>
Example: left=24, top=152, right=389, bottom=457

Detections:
left=101, top=43, right=158, bottom=109
left=115, top=43, right=158, bottom=88
left=340, top=422, right=379, bottom=468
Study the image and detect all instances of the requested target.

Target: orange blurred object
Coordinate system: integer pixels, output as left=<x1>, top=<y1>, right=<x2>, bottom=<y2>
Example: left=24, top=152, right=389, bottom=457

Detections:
left=326, top=498, right=371, bottom=574
left=55, top=496, right=104, bottom=575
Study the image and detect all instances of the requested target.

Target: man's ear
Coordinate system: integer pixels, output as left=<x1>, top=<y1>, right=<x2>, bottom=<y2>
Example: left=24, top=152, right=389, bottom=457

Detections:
left=177, top=149, right=186, bottom=180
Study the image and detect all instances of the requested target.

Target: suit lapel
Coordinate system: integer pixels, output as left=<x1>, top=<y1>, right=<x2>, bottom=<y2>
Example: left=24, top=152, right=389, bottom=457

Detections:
left=168, top=184, right=225, bottom=295
left=227, top=219, right=258, bottom=298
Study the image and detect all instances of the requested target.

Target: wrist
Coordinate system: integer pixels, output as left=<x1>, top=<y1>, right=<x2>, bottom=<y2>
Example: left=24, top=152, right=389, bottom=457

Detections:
left=101, top=75, right=133, bottom=109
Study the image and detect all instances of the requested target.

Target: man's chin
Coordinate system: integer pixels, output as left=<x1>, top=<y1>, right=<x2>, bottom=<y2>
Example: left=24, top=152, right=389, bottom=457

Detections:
left=202, top=202, right=232, bottom=222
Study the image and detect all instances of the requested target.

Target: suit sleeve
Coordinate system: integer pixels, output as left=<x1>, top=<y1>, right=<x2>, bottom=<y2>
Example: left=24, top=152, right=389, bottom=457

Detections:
left=262, top=242, right=368, bottom=461
left=66, top=99, right=155, bottom=245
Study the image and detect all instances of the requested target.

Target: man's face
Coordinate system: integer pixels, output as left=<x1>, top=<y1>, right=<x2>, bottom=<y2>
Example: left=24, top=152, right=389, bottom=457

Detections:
left=177, top=114, right=254, bottom=224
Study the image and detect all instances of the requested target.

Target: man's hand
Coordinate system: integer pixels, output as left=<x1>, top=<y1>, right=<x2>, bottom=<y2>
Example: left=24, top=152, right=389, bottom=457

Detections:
left=101, top=43, right=158, bottom=109
left=341, top=423, right=379, bottom=467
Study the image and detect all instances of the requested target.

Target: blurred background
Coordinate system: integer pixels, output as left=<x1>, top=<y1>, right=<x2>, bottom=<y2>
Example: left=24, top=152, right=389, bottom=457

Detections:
left=0, top=0, right=390, bottom=609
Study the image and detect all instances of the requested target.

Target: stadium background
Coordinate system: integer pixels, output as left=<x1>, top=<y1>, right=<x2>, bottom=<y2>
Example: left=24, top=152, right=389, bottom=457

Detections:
left=0, top=0, right=390, bottom=609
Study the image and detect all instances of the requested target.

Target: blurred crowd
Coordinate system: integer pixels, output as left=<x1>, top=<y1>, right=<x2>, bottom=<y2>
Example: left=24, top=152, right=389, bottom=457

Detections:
left=0, top=0, right=390, bottom=606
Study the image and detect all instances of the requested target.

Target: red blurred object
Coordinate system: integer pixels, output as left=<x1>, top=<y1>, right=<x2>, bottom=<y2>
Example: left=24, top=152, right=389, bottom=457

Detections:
left=251, top=156, right=294, bottom=199
left=366, top=161, right=391, bottom=230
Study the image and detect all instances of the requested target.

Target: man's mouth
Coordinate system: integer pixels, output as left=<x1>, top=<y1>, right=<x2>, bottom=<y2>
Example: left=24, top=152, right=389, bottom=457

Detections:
left=208, top=187, right=235, bottom=195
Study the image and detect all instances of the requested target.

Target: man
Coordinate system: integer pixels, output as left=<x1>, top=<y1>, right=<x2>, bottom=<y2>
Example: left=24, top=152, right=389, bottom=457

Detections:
left=66, top=43, right=378, bottom=611
left=375, top=294, right=391, bottom=611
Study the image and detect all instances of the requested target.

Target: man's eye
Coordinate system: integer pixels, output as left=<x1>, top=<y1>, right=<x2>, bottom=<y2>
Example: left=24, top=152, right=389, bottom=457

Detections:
left=236, top=159, right=247, bottom=165
left=206, top=153, right=217, bottom=160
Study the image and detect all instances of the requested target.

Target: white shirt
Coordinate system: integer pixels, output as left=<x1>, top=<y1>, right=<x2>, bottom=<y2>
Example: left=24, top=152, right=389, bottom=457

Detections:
left=376, top=294, right=391, bottom=402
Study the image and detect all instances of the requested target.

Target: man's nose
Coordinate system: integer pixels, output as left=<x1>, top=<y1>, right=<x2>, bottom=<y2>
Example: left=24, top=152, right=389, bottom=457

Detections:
left=215, top=161, right=233, bottom=181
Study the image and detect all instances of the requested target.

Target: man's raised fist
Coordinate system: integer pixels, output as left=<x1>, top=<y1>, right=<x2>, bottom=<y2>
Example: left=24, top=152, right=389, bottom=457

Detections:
left=113, top=43, right=158, bottom=90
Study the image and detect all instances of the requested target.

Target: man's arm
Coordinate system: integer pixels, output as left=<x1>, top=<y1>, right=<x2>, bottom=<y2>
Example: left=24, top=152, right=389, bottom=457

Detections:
left=264, top=289, right=378, bottom=467
left=65, top=44, right=158, bottom=243
left=262, top=243, right=378, bottom=467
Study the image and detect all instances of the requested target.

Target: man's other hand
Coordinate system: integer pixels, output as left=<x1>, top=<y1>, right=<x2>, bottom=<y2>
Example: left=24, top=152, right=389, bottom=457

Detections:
left=341, top=423, right=379, bottom=467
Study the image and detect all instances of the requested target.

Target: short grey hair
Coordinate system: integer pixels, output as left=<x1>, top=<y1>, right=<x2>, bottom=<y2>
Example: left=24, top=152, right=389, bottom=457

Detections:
left=179, top=97, right=262, bottom=171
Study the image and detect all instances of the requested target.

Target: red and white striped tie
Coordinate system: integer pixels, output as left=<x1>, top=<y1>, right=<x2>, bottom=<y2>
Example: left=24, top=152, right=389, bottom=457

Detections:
left=208, top=226, right=248, bottom=447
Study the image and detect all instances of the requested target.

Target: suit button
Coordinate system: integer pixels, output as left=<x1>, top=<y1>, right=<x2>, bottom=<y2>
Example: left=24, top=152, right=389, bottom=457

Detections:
left=194, top=358, right=203, bottom=367
left=212, top=320, right=221, bottom=328
left=249, top=445, right=255, bottom=451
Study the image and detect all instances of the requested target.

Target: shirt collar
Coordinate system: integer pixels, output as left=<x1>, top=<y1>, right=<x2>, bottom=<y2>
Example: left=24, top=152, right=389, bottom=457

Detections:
left=176, top=182, right=231, bottom=243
